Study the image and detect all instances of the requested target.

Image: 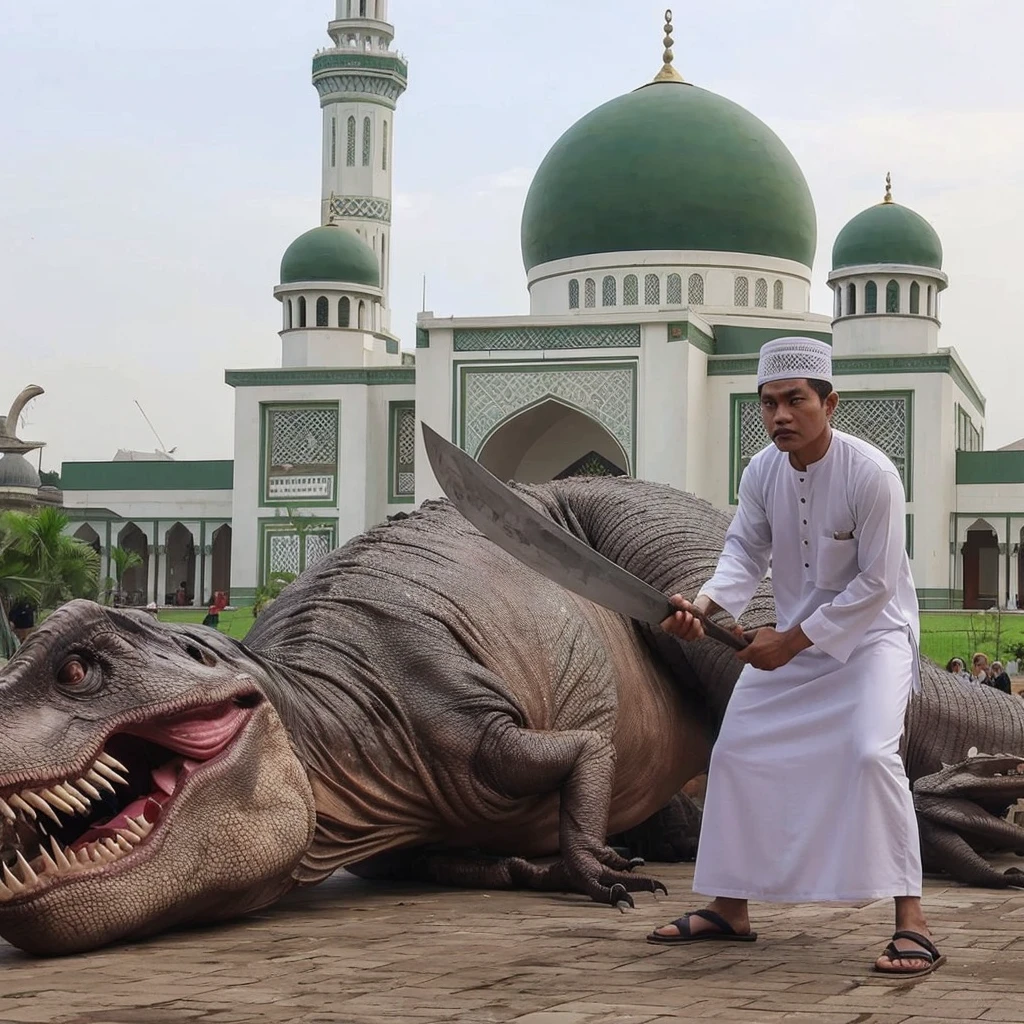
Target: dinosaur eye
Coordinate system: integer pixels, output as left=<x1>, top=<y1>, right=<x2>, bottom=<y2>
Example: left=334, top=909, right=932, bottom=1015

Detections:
left=57, top=657, right=87, bottom=687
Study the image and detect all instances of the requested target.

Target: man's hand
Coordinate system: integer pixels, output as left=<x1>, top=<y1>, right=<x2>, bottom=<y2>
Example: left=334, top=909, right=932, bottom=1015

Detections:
left=660, top=594, right=710, bottom=642
left=736, top=626, right=812, bottom=670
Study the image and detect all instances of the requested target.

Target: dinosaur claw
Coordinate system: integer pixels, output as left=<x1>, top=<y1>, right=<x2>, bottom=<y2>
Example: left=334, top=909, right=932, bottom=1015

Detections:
left=610, top=883, right=634, bottom=910
left=653, top=881, right=668, bottom=896
left=627, top=857, right=646, bottom=870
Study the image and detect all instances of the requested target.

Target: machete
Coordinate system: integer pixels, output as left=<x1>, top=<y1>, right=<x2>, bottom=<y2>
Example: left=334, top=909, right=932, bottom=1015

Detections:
left=422, top=424, right=749, bottom=651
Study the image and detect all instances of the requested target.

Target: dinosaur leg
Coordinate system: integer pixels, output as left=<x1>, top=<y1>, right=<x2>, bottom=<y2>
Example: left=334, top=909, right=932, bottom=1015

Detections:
left=476, top=723, right=667, bottom=906
left=915, top=794, right=1024, bottom=887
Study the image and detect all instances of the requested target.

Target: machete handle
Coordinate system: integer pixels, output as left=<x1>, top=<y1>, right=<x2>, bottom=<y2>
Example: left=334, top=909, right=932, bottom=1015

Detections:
left=665, top=602, right=751, bottom=651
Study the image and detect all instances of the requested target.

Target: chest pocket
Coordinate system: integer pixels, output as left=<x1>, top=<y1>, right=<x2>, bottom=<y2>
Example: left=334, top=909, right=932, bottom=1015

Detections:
left=816, top=535, right=859, bottom=592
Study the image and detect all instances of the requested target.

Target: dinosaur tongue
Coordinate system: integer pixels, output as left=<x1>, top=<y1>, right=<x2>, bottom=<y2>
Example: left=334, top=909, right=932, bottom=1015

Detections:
left=127, top=701, right=250, bottom=760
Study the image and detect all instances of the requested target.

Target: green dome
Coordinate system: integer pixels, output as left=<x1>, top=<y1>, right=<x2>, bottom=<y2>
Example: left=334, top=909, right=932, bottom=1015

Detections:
left=521, top=82, right=817, bottom=271
left=280, top=224, right=380, bottom=287
left=832, top=201, right=942, bottom=270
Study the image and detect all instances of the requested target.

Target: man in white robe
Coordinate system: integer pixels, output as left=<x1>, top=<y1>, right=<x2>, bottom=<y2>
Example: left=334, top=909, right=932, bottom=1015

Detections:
left=647, top=337, right=944, bottom=976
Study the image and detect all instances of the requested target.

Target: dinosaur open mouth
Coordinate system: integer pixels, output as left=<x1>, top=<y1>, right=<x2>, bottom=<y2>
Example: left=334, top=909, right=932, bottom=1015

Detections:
left=0, top=692, right=262, bottom=903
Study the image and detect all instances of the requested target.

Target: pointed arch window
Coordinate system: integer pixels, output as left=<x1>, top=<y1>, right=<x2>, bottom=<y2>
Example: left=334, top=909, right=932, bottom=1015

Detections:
left=568, top=279, right=579, bottom=309
left=331, top=117, right=337, bottom=168
left=297, top=296, right=307, bottom=328
left=584, top=278, right=596, bottom=308
left=834, top=288, right=842, bottom=319
left=927, top=284, right=934, bottom=316
left=734, top=276, right=749, bottom=306
left=864, top=280, right=878, bottom=314
left=358, top=300, right=367, bottom=329
left=602, top=275, right=617, bottom=307
left=359, top=0, right=367, bottom=15
left=644, top=274, right=660, bottom=305
left=847, top=282, right=857, bottom=315
left=773, top=280, right=784, bottom=309
left=382, top=120, right=389, bottom=171
left=754, top=278, right=768, bottom=307
left=316, top=296, right=329, bottom=327
left=886, top=279, right=900, bottom=314
left=362, top=117, right=372, bottom=166
left=688, top=273, right=704, bottom=304
left=286, top=299, right=293, bottom=329
left=346, top=117, right=356, bottom=166
left=910, top=281, right=920, bottom=314
left=667, top=273, right=682, bottom=304
left=339, top=297, right=351, bottom=327
left=623, top=274, right=638, bottom=306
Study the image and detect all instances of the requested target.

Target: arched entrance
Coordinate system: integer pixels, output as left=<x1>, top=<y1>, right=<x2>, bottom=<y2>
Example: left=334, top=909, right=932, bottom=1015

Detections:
left=117, top=524, right=149, bottom=606
left=962, top=519, right=999, bottom=609
left=165, top=523, right=196, bottom=605
left=477, top=399, right=629, bottom=484
left=210, top=524, right=232, bottom=602
left=73, top=524, right=101, bottom=556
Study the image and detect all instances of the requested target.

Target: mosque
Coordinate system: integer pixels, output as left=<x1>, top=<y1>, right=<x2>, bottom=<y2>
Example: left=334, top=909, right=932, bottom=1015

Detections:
left=46, top=2, right=1024, bottom=612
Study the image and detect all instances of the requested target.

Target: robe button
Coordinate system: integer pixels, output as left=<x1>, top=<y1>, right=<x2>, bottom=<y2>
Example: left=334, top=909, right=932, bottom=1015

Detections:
left=803, top=540, right=808, bottom=545
left=804, top=563, right=810, bottom=568
left=800, top=498, right=806, bottom=504
left=803, top=519, right=807, bottom=525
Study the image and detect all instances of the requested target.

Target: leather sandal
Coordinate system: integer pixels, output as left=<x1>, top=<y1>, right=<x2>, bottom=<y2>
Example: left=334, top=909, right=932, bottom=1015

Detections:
left=646, top=908, right=757, bottom=944
left=874, top=930, right=946, bottom=976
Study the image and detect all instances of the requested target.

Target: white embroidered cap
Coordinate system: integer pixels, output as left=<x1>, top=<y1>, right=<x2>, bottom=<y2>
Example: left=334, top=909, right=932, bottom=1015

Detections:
left=757, top=337, right=833, bottom=387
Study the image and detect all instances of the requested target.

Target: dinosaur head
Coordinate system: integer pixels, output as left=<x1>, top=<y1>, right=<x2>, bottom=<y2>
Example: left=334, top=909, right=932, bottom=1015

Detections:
left=0, top=600, right=316, bottom=956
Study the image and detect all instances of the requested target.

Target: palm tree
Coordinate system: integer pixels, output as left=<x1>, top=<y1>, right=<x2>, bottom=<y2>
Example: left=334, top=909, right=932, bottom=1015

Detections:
left=0, top=508, right=100, bottom=611
left=109, top=546, right=143, bottom=604
left=0, top=518, right=42, bottom=659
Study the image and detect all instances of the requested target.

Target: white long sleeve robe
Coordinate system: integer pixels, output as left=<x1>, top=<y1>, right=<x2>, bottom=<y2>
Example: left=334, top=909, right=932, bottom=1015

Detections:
left=692, top=429, right=923, bottom=902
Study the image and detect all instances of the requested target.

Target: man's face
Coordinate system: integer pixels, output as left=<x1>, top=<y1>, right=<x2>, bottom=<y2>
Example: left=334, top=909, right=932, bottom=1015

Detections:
left=759, top=379, right=837, bottom=454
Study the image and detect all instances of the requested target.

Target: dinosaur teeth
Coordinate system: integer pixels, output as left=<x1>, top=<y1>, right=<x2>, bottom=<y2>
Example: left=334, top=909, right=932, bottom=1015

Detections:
left=23, top=792, right=61, bottom=825
left=15, top=852, right=37, bottom=886
left=85, top=769, right=116, bottom=794
left=91, top=761, right=129, bottom=788
left=97, top=752, right=129, bottom=775
left=72, top=777, right=102, bottom=801
left=0, top=798, right=15, bottom=822
left=8, top=794, right=36, bottom=819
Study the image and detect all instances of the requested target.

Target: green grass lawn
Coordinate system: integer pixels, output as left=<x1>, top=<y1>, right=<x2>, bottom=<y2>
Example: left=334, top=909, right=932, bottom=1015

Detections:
left=154, top=606, right=1024, bottom=671
left=157, top=607, right=254, bottom=641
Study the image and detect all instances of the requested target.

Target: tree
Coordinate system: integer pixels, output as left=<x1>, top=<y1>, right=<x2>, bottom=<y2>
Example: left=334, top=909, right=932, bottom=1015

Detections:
left=253, top=572, right=296, bottom=618
left=0, top=521, right=40, bottom=659
left=0, top=508, right=100, bottom=610
left=39, top=470, right=61, bottom=488
left=109, top=546, right=143, bottom=604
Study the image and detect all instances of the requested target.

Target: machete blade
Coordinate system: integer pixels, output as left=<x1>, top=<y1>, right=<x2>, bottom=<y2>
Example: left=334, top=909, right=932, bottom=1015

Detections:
left=422, top=424, right=746, bottom=650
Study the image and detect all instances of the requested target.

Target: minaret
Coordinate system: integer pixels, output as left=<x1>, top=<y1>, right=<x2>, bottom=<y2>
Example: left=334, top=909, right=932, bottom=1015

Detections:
left=313, top=0, right=407, bottom=330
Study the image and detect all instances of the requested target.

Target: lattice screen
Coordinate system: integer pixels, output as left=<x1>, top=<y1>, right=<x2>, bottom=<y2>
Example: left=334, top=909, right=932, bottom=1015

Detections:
left=735, top=277, right=749, bottom=306
left=688, top=274, right=704, bottom=304
left=773, top=280, right=784, bottom=309
left=266, top=406, right=338, bottom=502
left=584, top=279, right=596, bottom=308
left=268, top=533, right=301, bottom=576
left=667, top=274, right=682, bottom=304
left=391, top=404, right=416, bottom=498
left=362, top=117, right=372, bottom=166
left=734, top=393, right=910, bottom=498
left=645, top=274, right=660, bottom=305
left=346, top=116, right=356, bottom=166
left=623, top=275, right=638, bottom=306
left=304, top=532, right=332, bottom=569
left=754, top=278, right=768, bottom=308
left=602, top=276, right=617, bottom=307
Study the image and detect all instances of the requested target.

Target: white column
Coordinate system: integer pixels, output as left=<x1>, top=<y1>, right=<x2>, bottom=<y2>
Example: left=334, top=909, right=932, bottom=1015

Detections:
left=153, top=524, right=167, bottom=605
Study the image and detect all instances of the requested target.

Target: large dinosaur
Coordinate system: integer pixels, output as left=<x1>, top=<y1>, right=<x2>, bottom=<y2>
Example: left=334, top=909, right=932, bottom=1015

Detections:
left=0, top=478, right=1022, bottom=956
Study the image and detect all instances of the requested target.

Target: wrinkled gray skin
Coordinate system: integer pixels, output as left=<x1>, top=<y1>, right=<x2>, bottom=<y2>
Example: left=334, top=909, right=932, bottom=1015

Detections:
left=0, top=478, right=1022, bottom=957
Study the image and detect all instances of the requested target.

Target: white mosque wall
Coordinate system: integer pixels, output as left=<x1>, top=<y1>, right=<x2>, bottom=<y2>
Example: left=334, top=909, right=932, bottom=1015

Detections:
left=413, top=325, right=453, bottom=502
left=831, top=314, right=941, bottom=357
left=280, top=328, right=396, bottom=368
left=634, top=322, right=690, bottom=489
left=61, top=489, right=231, bottom=522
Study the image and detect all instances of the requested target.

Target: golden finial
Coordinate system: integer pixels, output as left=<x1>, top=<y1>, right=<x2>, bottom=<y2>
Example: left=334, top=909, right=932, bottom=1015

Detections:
left=653, top=9, right=685, bottom=84
left=883, top=172, right=893, bottom=204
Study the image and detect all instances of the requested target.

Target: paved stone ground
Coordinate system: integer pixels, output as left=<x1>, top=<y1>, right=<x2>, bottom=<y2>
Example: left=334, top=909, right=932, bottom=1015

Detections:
left=1, top=862, right=1024, bottom=1024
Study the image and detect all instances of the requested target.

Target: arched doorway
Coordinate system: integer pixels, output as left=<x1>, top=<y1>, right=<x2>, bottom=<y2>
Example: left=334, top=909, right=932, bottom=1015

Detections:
left=477, top=399, right=629, bottom=484
left=117, top=524, right=149, bottom=606
left=962, top=520, right=999, bottom=609
left=165, top=523, right=196, bottom=605
left=210, top=524, right=232, bottom=602
left=73, top=524, right=101, bottom=556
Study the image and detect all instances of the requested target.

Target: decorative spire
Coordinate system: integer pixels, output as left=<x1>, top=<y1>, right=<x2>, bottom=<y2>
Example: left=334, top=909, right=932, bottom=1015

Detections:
left=653, top=9, right=685, bottom=84
left=883, top=171, right=893, bottom=204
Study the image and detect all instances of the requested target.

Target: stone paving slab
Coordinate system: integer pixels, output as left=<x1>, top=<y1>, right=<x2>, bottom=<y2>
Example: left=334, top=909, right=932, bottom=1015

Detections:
left=1, top=863, right=1024, bottom=1023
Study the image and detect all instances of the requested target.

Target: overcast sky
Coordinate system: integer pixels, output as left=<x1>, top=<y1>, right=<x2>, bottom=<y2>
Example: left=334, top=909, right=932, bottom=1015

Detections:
left=2, top=0, right=1023, bottom=469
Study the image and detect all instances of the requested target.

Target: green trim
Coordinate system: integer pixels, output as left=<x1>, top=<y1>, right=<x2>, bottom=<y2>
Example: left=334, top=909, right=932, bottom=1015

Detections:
left=231, top=587, right=257, bottom=607
left=713, top=325, right=831, bottom=356
left=707, top=352, right=985, bottom=415
left=452, top=325, right=640, bottom=351
left=917, top=589, right=962, bottom=610
left=387, top=401, right=416, bottom=504
left=416, top=327, right=430, bottom=349
left=727, top=392, right=756, bottom=505
left=312, top=53, right=409, bottom=80
left=956, top=451, right=1024, bottom=485
left=385, top=339, right=399, bottom=355
left=257, top=518, right=338, bottom=587
left=61, top=461, right=233, bottom=492
left=259, top=403, right=340, bottom=509
left=454, top=358, right=638, bottom=474
left=226, top=367, right=415, bottom=387
left=668, top=321, right=715, bottom=354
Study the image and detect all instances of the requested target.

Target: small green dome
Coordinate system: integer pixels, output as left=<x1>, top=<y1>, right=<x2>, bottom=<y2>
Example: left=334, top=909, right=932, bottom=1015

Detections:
left=832, top=200, right=942, bottom=271
left=280, top=223, right=380, bottom=287
left=521, top=82, right=817, bottom=271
